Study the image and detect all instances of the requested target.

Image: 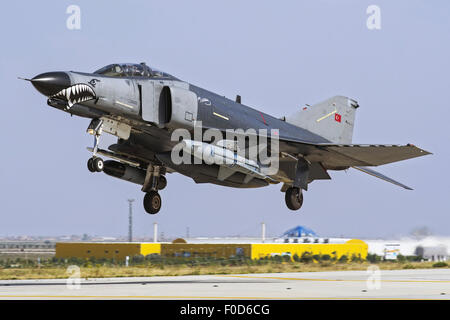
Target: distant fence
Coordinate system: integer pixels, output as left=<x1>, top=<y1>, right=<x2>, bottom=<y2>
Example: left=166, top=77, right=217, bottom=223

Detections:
left=0, top=242, right=55, bottom=250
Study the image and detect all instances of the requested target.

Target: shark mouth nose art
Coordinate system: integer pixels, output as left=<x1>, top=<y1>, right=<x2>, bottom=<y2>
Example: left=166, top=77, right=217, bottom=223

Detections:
left=51, top=83, right=96, bottom=109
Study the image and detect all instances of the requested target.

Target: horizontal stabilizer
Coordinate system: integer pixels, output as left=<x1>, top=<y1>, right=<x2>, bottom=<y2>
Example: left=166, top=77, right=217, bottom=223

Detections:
left=352, top=166, right=413, bottom=190
left=279, top=141, right=431, bottom=168
left=324, top=144, right=430, bottom=167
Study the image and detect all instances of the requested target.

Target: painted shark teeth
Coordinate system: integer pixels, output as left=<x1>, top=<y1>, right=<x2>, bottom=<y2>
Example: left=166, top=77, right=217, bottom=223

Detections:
left=51, top=83, right=96, bottom=109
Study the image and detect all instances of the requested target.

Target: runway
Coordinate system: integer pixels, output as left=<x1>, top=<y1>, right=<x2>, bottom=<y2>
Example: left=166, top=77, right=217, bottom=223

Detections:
left=0, top=269, right=449, bottom=299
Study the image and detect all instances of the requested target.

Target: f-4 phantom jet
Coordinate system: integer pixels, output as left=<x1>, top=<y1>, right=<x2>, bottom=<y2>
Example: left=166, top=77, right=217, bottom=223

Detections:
left=26, top=62, right=430, bottom=214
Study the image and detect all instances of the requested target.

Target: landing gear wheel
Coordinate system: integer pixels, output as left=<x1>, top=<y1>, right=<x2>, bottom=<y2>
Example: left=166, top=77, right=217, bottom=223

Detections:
left=143, top=191, right=162, bottom=214
left=285, top=187, right=303, bottom=211
left=157, top=175, right=167, bottom=191
left=92, top=157, right=104, bottom=172
left=87, top=158, right=96, bottom=173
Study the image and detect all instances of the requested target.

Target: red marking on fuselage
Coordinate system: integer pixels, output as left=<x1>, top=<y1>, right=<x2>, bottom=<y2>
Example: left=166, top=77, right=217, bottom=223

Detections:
left=259, top=112, right=267, bottom=125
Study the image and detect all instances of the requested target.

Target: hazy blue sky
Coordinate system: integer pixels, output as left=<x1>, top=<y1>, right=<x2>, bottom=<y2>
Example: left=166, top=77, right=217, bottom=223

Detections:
left=0, top=1, right=448, bottom=239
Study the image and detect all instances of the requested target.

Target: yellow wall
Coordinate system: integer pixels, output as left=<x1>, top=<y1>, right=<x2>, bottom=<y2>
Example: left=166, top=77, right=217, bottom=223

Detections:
left=251, top=240, right=367, bottom=259
left=55, top=240, right=367, bottom=261
left=161, top=244, right=252, bottom=258
left=250, top=240, right=368, bottom=260
left=55, top=242, right=161, bottom=260
left=140, top=243, right=161, bottom=256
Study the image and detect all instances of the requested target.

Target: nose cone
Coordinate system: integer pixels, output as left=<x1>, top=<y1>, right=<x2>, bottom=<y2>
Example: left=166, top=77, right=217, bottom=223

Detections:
left=31, top=72, right=71, bottom=96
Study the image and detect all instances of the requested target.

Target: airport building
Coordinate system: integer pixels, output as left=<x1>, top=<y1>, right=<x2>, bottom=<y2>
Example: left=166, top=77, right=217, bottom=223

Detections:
left=52, top=225, right=449, bottom=262
left=55, top=239, right=368, bottom=261
left=55, top=242, right=160, bottom=260
left=364, top=237, right=450, bottom=261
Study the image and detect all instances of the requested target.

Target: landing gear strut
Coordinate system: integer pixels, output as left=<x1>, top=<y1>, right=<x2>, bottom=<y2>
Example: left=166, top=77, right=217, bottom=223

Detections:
left=285, top=187, right=303, bottom=211
left=142, top=164, right=166, bottom=214
left=284, top=157, right=309, bottom=211
left=86, top=118, right=104, bottom=173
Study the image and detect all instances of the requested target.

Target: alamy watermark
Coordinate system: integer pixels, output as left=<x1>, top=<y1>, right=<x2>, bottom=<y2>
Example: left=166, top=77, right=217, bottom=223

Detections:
left=366, top=265, right=381, bottom=290
left=366, top=5, right=381, bottom=30
left=65, top=5, right=382, bottom=33
left=66, top=5, right=81, bottom=30
left=66, top=265, right=81, bottom=289
left=170, top=122, right=280, bottom=176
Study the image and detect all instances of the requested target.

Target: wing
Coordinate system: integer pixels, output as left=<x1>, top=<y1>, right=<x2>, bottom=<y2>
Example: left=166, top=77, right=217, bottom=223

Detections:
left=278, top=139, right=430, bottom=189
left=279, top=140, right=431, bottom=168
left=217, top=129, right=431, bottom=168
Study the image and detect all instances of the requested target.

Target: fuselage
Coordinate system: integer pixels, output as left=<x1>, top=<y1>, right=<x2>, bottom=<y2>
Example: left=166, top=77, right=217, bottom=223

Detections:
left=51, top=70, right=329, bottom=145
left=31, top=64, right=329, bottom=188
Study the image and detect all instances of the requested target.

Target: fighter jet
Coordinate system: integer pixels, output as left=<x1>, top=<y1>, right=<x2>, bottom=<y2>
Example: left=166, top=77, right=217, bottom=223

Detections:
left=26, top=62, right=430, bottom=214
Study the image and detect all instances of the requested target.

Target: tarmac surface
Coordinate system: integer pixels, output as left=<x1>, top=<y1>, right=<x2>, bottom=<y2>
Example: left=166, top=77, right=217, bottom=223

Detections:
left=0, top=269, right=449, bottom=299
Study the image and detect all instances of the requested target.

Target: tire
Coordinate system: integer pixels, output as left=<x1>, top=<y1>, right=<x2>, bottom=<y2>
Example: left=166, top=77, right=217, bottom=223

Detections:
left=87, top=158, right=96, bottom=172
left=157, top=175, right=167, bottom=190
left=93, top=157, right=104, bottom=172
left=285, top=187, right=303, bottom=211
left=143, top=191, right=162, bottom=214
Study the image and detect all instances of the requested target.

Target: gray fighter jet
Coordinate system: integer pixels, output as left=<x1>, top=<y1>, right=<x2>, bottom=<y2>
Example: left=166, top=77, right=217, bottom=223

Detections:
left=26, top=62, right=430, bottom=214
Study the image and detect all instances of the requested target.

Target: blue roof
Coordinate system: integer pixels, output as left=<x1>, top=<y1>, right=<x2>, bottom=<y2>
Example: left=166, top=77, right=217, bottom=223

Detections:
left=281, top=225, right=317, bottom=238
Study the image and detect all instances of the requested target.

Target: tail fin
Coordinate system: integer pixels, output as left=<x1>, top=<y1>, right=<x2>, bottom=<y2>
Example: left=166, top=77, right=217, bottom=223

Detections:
left=286, top=96, right=359, bottom=144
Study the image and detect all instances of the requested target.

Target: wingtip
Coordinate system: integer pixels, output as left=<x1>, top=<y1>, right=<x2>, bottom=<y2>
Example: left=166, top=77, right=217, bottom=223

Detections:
left=406, top=143, right=432, bottom=156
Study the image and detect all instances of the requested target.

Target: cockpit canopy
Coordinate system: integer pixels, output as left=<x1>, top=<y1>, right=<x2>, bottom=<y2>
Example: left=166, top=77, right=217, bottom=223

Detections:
left=93, top=63, right=175, bottom=79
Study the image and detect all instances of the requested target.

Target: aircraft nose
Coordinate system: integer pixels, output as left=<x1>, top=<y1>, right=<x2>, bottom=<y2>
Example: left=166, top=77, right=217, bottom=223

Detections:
left=31, top=72, right=71, bottom=96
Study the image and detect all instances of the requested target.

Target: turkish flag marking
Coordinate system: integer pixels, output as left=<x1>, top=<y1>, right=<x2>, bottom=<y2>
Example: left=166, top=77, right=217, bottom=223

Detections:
left=335, top=113, right=342, bottom=123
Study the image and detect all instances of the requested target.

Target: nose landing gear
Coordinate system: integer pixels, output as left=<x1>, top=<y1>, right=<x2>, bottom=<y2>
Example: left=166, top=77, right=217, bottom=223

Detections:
left=87, top=157, right=104, bottom=172
left=84, top=118, right=167, bottom=215
left=86, top=119, right=104, bottom=173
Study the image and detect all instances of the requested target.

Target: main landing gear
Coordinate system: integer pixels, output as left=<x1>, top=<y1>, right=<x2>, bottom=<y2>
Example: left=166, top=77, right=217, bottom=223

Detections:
left=284, top=157, right=309, bottom=211
left=141, top=164, right=166, bottom=215
left=143, top=191, right=162, bottom=214
left=285, top=187, right=304, bottom=211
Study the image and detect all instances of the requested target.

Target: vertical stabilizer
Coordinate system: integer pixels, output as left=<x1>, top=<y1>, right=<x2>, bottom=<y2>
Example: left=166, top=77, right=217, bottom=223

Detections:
left=286, top=96, right=359, bottom=144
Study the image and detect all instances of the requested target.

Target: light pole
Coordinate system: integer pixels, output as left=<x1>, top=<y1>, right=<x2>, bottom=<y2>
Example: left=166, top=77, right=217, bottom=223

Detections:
left=261, top=222, right=266, bottom=243
left=153, top=223, right=158, bottom=243
left=127, top=199, right=135, bottom=242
